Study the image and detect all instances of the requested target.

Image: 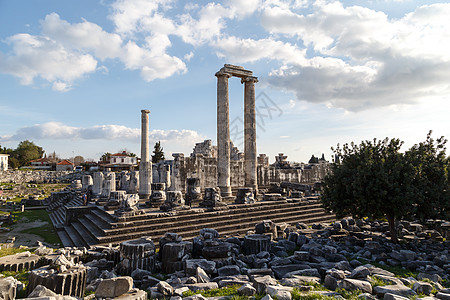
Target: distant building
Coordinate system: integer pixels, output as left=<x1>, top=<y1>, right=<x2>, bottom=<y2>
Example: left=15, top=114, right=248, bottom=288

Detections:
left=56, top=160, right=74, bottom=171
left=0, top=154, right=9, bottom=171
left=29, top=157, right=53, bottom=170
left=99, top=151, right=138, bottom=171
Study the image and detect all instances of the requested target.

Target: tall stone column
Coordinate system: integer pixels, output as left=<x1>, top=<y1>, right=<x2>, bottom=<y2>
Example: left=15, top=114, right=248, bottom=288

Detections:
left=139, top=109, right=152, bottom=199
left=243, top=76, right=258, bottom=192
left=216, top=71, right=232, bottom=197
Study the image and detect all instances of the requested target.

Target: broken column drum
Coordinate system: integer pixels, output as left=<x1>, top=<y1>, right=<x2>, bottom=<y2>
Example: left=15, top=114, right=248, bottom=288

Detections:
left=139, top=109, right=152, bottom=199
left=215, top=64, right=258, bottom=197
left=119, top=237, right=156, bottom=275
left=27, top=255, right=86, bottom=297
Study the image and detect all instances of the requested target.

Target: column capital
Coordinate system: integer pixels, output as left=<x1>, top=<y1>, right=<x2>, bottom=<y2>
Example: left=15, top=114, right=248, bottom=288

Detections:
left=241, top=76, right=258, bottom=84
left=141, top=109, right=150, bottom=114
left=215, top=70, right=232, bottom=78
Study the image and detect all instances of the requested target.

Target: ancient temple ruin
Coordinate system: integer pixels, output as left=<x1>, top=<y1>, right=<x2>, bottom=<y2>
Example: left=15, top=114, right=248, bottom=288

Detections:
left=216, top=64, right=258, bottom=197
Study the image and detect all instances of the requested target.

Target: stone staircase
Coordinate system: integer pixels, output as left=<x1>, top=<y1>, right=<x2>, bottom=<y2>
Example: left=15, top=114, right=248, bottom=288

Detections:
left=55, top=199, right=335, bottom=248
left=47, top=192, right=84, bottom=246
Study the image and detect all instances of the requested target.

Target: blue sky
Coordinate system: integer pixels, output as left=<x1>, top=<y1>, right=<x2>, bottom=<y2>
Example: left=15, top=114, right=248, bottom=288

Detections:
left=0, top=0, right=449, bottom=163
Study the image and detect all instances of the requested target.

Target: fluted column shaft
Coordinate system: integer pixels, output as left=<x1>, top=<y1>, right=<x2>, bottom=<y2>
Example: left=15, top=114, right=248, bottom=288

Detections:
left=139, top=109, right=152, bottom=199
left=243, top=77, right=258, bottom=192
left=216, top=72, right=232, bottom=197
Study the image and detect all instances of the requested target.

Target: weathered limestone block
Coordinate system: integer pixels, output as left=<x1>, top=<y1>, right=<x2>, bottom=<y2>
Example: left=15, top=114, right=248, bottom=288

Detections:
left=118, top=237, right=156, bottom=275
left=185, top=259, right=216, bottom=276
left=148, top=183, right=166, bottom=207
left=115, top=194, right=143, bottom=217
left=373, top=285, right=417, bottom=298
left=0, top=251, right=40, bottom=272
left=185, top=178, right=202, bottom=205
left=202, top=242, right=233, bottom=259
left=235, top=187, right=255, bottom=204
left=160, top=236, right=192, bottom=274
left=95, top=276, right=133, bottom=298
left=160, top=191, right=185, bottom=212
left=27, top=255, right=86, bottom=297
left=200, top=187, right=227, bottom=208
left=243, top=234, right=271, bottom=255
left=251, top=275, right=278, bottom=294
left=0, top=277, right=19, bottom=300
left=255, top=220, right=277, bottom=240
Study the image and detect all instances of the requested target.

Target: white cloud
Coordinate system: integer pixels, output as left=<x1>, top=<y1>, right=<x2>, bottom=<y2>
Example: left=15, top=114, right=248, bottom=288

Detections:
left=0, top=33, right=97, bottom=88
left=261, top=2, right=450, bottom=111
left=214, top=36, right=307, bottom=65
left=0, top=122, right=205, bottom=148
left=42, top=13, right=123, bottom=60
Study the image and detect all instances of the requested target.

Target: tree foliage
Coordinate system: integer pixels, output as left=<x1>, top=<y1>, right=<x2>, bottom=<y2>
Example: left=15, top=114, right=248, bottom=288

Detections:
left=321, top=132, right=449, bottom=243
left=152, top=141, right=165, bottom=163
left=0, top=140, right=44, bottom=168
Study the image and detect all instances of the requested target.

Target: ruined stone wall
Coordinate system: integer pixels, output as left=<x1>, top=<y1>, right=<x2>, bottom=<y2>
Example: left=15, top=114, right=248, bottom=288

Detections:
left=170, top=153, right=330, bottom=193
left=0, top=170, right=74, bottom=184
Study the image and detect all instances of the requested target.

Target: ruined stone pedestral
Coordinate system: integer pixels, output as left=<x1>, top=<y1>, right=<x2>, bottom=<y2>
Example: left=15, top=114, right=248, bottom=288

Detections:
left=139, top=109, right=152, bottom=199
left=235, top=187, right=255, bottom=204
left=81, top=175, right=93, bottom=192
left=101, top=171, right=116, bottom=199
left=92, top=172, right=103, bottom=196
left=147, top=183, right=166, bottom=208
left=127, top=171, right=139, bottom=194
left=160, top=191, right=185, bottom=212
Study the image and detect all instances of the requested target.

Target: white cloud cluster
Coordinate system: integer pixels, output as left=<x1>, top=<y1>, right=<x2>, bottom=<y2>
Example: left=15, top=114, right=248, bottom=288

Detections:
left=0, top=122, right=204, bottom=148
left=259, top=1, right=450, bottom=111
left=1, top=0, right=449, bottom=112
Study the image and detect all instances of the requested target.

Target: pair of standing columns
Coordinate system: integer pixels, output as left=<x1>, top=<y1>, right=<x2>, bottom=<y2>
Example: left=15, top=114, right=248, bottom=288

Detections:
left=216, top=72, right=258, bottom=197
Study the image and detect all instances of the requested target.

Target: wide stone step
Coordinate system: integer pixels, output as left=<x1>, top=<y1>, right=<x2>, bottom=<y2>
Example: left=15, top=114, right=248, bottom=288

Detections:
left=71, top=221, right=98, bottom=247
left=91, top=208, right=117, bottom=227
left=104, top=205, right=327, bottom=238
left=110, top=201, right=324, bottom=229
left=76, top=216, right=103, bottom=242
left=118, top=199, right=295, bottom=222
left=57, top=230, right=74, bottom=248
left=96, top=207, right=334, bottom=246
left=83, top=214, right=109, bottom=234
left=64, top=225, right=87, bottom=248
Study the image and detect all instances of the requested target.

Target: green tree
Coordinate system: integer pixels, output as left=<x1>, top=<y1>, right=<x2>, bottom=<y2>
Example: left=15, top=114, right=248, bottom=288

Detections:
left=152, top=141, right=165, bottom=163
left=321, top=138, right=416, bottom=243
left=100, top=152, right=111, bottom=162
left=322, top=133, right=449, bottom=243
left=405, top=131, right=449, bottom=220
left=13, top=140, right=45, bottom=167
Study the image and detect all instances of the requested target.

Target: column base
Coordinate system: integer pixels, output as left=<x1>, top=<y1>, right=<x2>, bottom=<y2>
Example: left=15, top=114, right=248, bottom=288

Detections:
left=218, top=186, right=232, bottom=198
left=139, top=193, right=151, bottom=200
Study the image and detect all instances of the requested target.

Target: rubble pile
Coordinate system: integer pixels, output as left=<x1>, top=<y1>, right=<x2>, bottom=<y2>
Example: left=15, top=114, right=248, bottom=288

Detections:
left=0, top=218, right=449, bottom=300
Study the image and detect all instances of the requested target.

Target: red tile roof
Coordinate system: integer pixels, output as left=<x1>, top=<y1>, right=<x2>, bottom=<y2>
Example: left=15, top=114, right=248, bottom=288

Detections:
left=57, top=160, right=74, bottom=165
